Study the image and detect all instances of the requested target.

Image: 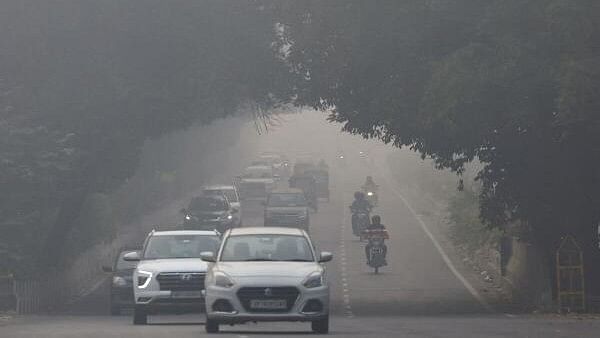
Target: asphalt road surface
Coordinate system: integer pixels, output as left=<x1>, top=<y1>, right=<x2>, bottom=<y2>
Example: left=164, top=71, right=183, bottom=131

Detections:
left=2, top=156, right=600, bottom=337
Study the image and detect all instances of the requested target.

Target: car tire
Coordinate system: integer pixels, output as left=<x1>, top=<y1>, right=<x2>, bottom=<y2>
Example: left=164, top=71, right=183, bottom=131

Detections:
left=205, top=318, right=219, bottom=333
left=312, top=316, right=329, bottom=334
left=133, top=305, right=148, bottom=325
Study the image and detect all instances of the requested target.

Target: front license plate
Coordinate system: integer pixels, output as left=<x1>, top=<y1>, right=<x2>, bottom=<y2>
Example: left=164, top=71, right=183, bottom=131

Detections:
left=250, top=299, right=287, bottom=309
left=171, top=291, right=203, bottom=298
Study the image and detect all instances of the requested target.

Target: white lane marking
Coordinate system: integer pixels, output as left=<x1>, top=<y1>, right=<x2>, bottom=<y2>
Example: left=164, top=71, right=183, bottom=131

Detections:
left=338, top=189, right=354, bottom=319
left=380, top=174, right=493, bottom=313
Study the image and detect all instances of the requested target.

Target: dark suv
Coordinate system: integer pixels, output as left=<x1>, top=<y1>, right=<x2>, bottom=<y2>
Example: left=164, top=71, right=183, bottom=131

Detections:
left=102, top=247, right=140, bottom=315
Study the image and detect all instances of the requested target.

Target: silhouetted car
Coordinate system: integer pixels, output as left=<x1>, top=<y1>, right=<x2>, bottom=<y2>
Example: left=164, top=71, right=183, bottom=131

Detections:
left=102, top=247, right=140, bottom=315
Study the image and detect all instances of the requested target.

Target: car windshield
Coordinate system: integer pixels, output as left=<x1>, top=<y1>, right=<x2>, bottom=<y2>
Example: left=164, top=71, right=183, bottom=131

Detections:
left=268, top=193, right=307, bottom=207
left=116, top=251, right=138, bottom=270
left=220, top=234, right=314, bottom=262
left=144, top=235, right=219, bottom=259
left=204, top=189, right=238, bottom=203
left=189, top=197, right=227, bottom=212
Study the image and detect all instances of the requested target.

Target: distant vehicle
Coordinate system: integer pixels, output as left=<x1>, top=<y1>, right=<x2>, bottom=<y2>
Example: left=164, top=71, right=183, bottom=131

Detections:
left=202, top=185, right=242, bottom=227
left=258, top=153, right=290, bottom=178
left=305, top=168, right=329, bottom=201
left=289, top=173, right=318, bottom=211
left=124, top=229, right=221, bottom=325
left=237, top=165, right=277, bottom=201
left=362, top=228, right=389, bottom=274
left=181, top=195, right=237, bottom=232
left=264, top=189, right=310, bottom=230
left=201, top=227, right=333, bottom=334
left=292, top=160, right=316, bottom=177
left=102, top=247, right=140, bottom=315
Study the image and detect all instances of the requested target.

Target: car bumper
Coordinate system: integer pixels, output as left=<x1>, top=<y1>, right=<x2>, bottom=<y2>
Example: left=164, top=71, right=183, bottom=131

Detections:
left=134, top=290, right=205, bottom=313
left=111, top=287, right=134, bottom=307
left=205, top=284, right=329, bottom=323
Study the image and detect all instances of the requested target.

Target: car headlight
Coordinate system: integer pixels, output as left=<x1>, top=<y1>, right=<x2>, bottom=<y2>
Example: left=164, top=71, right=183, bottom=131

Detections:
left=227, top=214, right=233, bottom=220
left=185, top=215, right=191, bottom=220
left=214, top=271, right=235, bottom=288
left=137, top=270, right=152, bottom=289
left=112, top=276, right=127, bottom=287
left=367, top=191, right=374, bottom=196
left=303, top=271, right=324, bottom=288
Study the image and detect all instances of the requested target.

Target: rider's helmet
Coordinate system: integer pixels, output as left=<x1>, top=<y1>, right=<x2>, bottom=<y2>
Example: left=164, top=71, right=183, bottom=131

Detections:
left=354, top=191, right=364, bottom=200
left=371, top=215, right=381, bottom=225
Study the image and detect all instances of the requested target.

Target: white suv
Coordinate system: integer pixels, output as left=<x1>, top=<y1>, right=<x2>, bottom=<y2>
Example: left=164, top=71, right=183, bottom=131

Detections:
left=201, top=227, right=333, bottom=333
left=124, top=229, right=220, bottom=325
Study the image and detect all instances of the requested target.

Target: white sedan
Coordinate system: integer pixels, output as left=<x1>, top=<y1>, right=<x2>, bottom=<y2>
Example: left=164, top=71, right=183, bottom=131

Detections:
left=201, top=227, right=333, bottom=333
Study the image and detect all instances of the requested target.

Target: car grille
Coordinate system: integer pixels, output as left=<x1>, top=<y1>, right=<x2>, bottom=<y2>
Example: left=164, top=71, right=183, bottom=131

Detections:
left=156, top=272, right=205, bottom=291
left=237, top=287, right=299, bottom=313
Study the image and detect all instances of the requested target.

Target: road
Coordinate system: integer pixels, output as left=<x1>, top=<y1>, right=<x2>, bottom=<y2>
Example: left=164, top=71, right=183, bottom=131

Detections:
left=2, top=155, right=600, bottom=337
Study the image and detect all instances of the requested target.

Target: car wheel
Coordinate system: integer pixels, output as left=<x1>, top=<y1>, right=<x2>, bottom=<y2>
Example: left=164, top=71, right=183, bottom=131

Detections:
left=205, top=318, right=220, bottom=333
left=311, top=316, right=329, bottom=334
left=133, top=305, right=148, bottom=325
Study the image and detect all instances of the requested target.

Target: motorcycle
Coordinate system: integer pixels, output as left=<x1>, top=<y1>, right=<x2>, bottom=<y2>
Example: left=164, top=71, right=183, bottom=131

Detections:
left=351, top=210, right=370, bottom=240
left=365, top=190, right=378, bottom=207
left=363, top=228, right=389, bottom=274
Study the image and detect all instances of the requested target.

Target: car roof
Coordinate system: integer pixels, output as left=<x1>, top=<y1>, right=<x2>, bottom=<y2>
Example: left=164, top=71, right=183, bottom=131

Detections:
left=152, top=230, right=219, bottom=236
left=203, top=185, right=236, bottom=190
left=228, top=227, right=305, bottom=236
left=245, top=165, right=272, bottom=170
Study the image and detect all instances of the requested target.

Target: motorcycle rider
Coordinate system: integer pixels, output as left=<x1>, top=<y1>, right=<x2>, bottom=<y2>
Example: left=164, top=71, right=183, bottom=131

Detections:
left=365, top=215, right=387, bottom=265
left=350, top=191, right=372, bottom=231
left=350, top=191, right=372, bottom=213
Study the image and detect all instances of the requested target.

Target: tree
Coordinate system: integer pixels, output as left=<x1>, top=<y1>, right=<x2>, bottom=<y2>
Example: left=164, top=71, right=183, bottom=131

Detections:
left=277, top=0, right=600, bottom=299
left=0, top=0, right=290, bottom=272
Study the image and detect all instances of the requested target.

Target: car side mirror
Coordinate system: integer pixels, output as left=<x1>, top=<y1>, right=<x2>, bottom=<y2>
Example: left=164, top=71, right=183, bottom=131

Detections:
left=123, top=251, right=141, bottom=262
left=318, top=251, right=333, bottom=263
left=200, top=251, right=216, bottom=263
left=101, top=265, right=113, bottom=273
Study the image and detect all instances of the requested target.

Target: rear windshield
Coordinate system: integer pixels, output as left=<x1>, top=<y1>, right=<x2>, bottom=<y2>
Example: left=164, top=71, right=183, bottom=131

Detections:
left=267, top=193, right=307, bottom=207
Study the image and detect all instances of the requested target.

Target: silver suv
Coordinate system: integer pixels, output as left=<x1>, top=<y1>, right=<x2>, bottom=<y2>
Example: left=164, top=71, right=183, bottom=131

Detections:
left=264, top=189, right=310, bottom=230
left=123, top=229, right=220, bottom=325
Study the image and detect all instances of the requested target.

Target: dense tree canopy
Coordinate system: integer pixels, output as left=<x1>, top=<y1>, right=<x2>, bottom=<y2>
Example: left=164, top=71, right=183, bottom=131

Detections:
left=2, top=0, right=600, bottom=282
left=0, top=0, right=289, bottom=271
left=277, top=0, right=600, bottom=251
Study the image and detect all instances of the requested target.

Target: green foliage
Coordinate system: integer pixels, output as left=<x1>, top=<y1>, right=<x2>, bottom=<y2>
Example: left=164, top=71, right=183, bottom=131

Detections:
left=0, top=1, right=288, bottom=271
left=278, top=0, right=600, bottom=248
